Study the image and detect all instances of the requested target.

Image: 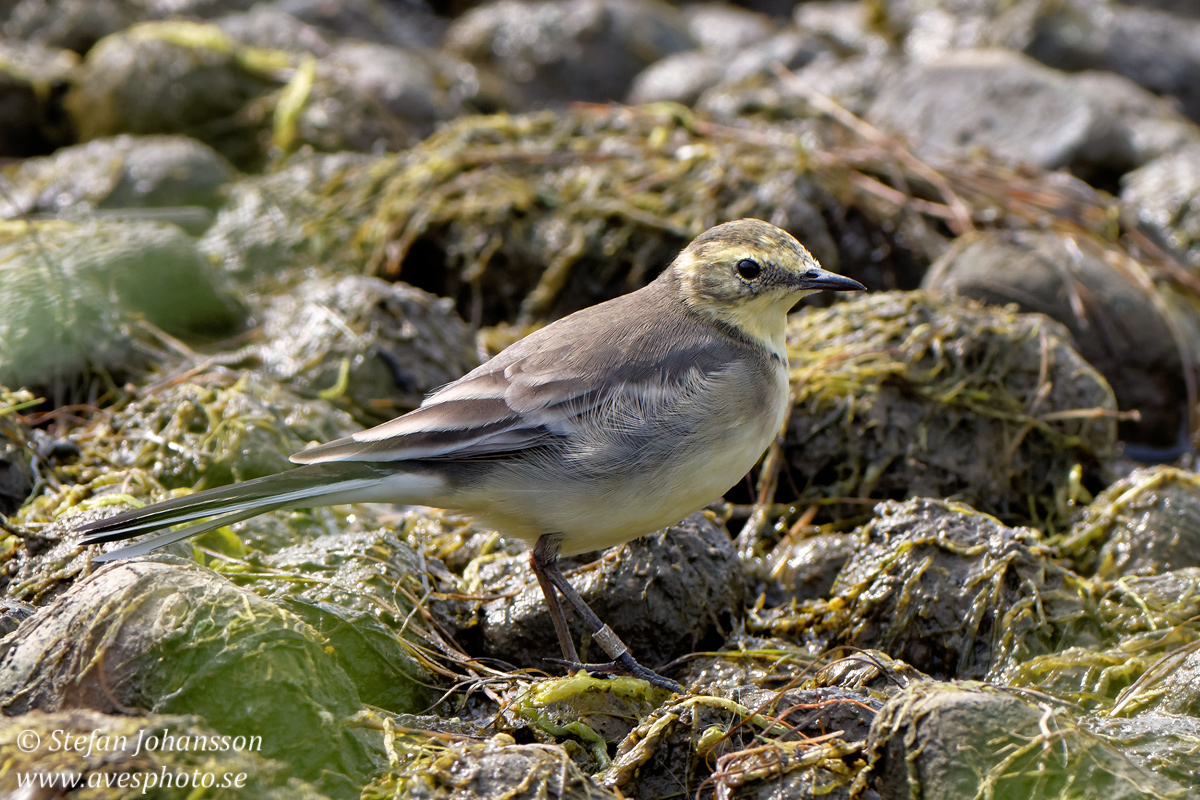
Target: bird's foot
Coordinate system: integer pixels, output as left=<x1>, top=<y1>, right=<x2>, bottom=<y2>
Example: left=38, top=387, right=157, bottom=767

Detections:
left=545, top=655, right=682, bottom=693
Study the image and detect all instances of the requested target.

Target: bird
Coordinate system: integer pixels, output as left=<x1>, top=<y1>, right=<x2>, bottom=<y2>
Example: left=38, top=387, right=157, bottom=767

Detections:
left=74, top=219, right=865, bottom=691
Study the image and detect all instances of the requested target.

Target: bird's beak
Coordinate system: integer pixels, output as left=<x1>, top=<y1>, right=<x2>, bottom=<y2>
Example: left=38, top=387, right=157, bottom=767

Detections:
left=795, top=267, right=866, bottom=293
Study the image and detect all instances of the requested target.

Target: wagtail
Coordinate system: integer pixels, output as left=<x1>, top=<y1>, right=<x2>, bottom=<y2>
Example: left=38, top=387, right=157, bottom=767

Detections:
left=74, top=219, right=864, bottom=691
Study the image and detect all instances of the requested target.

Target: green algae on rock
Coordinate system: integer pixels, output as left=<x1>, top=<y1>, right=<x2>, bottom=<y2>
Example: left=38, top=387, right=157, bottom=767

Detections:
left=254, top=529, right=442, bottom=714
left=0, top=134, right=238, bottom=230
left=0, top=219, right=244, bottom=392
left=923, top=229, right=1191, bottom=452
left=0, top=708, right=332, bottom=800
left=78, top=376, right=360, bottom=493
left=198, top=150, right=391, bottom=283
left=364, top=735, right=621, bottom=800
left=858, top=681, right=1190, bottom=800
left=65, top=21, right=290, bottom=169
left=0, top=559, right=380, bottom=797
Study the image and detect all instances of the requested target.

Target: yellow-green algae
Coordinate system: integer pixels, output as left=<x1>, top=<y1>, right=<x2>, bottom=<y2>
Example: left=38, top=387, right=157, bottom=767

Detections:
left=354, top=104, right=839, bottom=327
left=781, top=291, right=1117, bottom=530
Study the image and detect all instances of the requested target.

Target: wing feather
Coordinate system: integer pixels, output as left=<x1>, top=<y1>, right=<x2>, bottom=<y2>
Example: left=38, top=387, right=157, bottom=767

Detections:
left=290, top=288, right=753, bottom=466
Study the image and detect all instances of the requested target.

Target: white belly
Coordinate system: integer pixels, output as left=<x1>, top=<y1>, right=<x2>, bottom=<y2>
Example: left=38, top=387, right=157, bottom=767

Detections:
left=465, top=361, right=790, bottom=554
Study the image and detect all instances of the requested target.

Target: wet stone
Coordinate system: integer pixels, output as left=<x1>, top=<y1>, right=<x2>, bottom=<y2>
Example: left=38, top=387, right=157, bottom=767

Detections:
left=764, top=532, right=856, bottom=603
left=1062, top=467, right=1200, bottom=578
left=923, top=229, right=1189, bottom=452
left=1086, top=714, right=1200, bottom=793
left=252, top=275, right=479, bottom=422
left=1137, top=644, right=1200, bottom=719
left=0, top=133, right=238, bottom=232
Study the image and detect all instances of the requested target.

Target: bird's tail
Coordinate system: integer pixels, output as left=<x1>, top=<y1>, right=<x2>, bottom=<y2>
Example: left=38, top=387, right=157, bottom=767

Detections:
left=74, top=462, right=396, bottom=562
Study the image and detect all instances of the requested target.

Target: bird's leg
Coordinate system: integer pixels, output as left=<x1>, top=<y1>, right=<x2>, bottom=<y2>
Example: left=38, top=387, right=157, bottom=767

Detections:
left=529, top=540, right=580, bottom=664
left=531, top=534, right=682, bottom=693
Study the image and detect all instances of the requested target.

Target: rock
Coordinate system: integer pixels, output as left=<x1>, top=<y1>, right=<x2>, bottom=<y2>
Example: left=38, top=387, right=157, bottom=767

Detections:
left=1122, top=142, right=1200, bottom=268
left=1128, top=644, right=1200, bottom=723
left=1027, top=4, right=1200, bottom=125
left=198, top=151, right=384, bottom=281
left=753, top=499, right=1101, bottom=681
left=922, top=229, right=1188, bottom=452
left=861, top=681, right=1188, bottom=800
left=782, top=292, right=1117, bottom=527
left=1071, top=71, right=1200, bottom=167
left=65, top=21, right=286, bottom=169
left=0, top=599, right=34, bottom=637
left=371, top=737, right=621, bottom=799
left=268, top=0, right=446, bottom=50
left=764, top=532, right=856, bottom=602
left=213, top=4, right=334, bottom=54
left=253, top=275, right=479, bottom=422
left=3, top=0, right=142, bottom=52
left=1063, top=467, right=1200, bottom=577
left=0, top=39, right=76, bottom=157
left=683, top=2, right=772, bottom=51
left=626, top=50, right=726, bottom=106
left=289, top=41, right=472, bottom=153
left=1005, top=567, right=1200, bottom=710
left=83, top=377, right=359, bottom=494
left=358, top=108, right=841, bottom=327
left=867, top=49, right=1134, bottom=177
left=446, top=0, right=693, bottom=108
left=0, top=388, right=37, bottom=515
left=1087, top=713, right=1200, bottom=792
left=0, top=219, right=244, bottom=391
left=631, top=28, right=829, bottom=106
left=0, top=134, right=238, bottom=233
left=0, top=559, right=377, bottom=794
left=793, top=0, right=886, bottom=55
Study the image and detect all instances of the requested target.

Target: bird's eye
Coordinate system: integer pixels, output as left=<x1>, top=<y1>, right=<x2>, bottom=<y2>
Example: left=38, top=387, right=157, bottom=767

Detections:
left=736, top=259, right=762, bottom=280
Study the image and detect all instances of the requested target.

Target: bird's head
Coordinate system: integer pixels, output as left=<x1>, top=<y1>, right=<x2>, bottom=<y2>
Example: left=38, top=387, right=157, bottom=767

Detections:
left=670, top=219, right=864, bottom=354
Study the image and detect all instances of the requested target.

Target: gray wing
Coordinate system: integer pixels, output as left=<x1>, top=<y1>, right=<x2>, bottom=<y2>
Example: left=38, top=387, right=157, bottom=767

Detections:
left=290, top=294, right=744, bottom=466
